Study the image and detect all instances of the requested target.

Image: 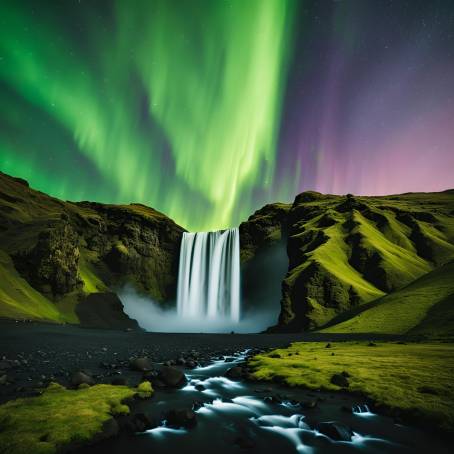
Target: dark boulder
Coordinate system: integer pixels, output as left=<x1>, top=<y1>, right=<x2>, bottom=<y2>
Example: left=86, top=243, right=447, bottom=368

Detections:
left=76, top=293, right=139, bottom=330
left=130, top=357, right=153, bottom=372
left=90, top=418, right=119, bottom=444
left=71, top=371, right=95, bottom=387
left=111, top=377, right=128, bottom=386
left=157, top=366, right=187, bottom=388
left=330, top=373, right=349, bottom=388
left=125, top=413, right=157, bottom=433
left=165, top=409, right=197, bottom=429
left=225, top=366, right=243, bottom=379
left=315, top=421, right=353, bottom=441
left=192, top=400, right=204, bottom=411
left=142, top=369, right=159, bottom=380
left=264, top=394, right=282, bottom=404
left=300, top=400, right=318, bottom=409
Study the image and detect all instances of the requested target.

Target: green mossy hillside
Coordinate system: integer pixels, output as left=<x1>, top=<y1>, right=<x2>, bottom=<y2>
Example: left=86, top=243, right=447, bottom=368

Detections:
left=0, top=171, right=184, bottom=325
left=276, top=190, right=454, bottom=331
left=321, top=260, right=454, bottom=337
left=0, top=381, right=153, bottom=454
left=249, top=342, right=454, bottom=433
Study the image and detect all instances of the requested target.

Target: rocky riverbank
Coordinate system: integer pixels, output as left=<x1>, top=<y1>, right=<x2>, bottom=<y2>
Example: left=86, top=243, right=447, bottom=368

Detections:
left=1, top=322, right=450, bottom=453
left=0, top=320, right=305, bottom=404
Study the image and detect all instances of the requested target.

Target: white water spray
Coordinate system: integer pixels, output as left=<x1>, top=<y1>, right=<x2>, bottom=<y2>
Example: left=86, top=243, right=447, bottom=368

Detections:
left=177, top=228, right=240, bottom=323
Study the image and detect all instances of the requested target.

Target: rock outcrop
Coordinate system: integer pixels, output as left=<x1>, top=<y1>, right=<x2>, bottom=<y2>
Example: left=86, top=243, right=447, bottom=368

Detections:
left=239, top=203, right=291, bottom=263
left=13, top=221, right=82, bottom=296
left=239, top=203, right=291, bottom=314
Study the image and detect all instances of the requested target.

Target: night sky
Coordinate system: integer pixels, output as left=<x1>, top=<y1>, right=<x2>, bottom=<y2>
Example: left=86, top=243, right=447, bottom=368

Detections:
left=1, top=0, right=453, bottom=231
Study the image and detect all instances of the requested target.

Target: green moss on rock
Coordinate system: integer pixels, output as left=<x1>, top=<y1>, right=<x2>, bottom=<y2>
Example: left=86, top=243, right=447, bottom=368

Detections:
left=0, top=383, right=139, bottom=454
left=0, top=171, right=184, bottom=325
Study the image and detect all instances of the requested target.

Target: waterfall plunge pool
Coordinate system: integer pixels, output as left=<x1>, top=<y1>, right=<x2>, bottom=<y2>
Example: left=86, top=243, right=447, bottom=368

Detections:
left=121, top=227, right=281, bottom=333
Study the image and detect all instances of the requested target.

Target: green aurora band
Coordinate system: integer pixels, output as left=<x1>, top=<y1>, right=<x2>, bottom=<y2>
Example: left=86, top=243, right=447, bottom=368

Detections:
left=0, top=0, right=295, bottom=231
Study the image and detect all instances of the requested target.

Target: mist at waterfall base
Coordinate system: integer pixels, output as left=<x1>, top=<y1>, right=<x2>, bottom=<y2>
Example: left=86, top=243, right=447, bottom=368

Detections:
left=120, top=228, right=281, bottom=333
left=120, top=285, right=279, bottom=334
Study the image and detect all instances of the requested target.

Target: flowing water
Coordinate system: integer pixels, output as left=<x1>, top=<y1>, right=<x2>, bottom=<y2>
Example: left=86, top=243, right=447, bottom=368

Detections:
left=177, top=228, right=241, bottom=323
left=84, top=352, right=450, bottom=454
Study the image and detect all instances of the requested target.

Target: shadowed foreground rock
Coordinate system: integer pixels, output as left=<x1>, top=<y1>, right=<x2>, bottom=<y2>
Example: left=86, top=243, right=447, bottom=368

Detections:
left=315, top=421, right=353, bottom=441
left=76, top=293, right=139, bottom=329
left=166, top=408, right=197, bottom=428
left=157, top=366, right=187, bottom=388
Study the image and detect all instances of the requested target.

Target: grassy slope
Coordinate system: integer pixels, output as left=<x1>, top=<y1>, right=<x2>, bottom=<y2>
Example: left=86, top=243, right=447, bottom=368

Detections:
left=0, top=381, right=153, bottom=454
left=0, top=250, right=66, bottom=322
left=249, top=342, right=454, bottom=433
left=321, top=260, right=454, bottom=336
left=279, top=190, right=454, bottom=330
left=0, top=173, right=105, bottom=322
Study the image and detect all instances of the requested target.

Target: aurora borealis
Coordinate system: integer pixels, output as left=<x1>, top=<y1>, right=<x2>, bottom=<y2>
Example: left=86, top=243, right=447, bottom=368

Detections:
left=1, top=0, right=453, bottom=231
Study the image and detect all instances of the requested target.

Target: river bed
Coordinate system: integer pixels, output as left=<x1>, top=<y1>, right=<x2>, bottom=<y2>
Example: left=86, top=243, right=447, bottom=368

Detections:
left=82, top=350, right=450, bottom=453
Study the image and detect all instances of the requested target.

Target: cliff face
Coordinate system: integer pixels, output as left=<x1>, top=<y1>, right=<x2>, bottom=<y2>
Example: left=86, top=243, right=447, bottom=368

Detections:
left=239, top=203, right=291, bottom=316
left=273, top=190, right=454, bottom=331
left=0, top=172, right=184, bottom=326
left=239, top=203, right=291, bottom=263
left=2, top=170, right=454, bottom=332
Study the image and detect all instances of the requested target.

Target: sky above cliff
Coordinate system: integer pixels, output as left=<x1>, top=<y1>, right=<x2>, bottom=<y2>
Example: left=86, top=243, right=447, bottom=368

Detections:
left=1, top=0, right=453, bottom=231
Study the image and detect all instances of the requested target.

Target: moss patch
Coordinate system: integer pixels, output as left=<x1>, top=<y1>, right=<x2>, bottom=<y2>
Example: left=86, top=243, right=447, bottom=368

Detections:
left=0, top=382, right=153, bottom=454
left=248, top=342, right=454, bottom=433
left=136, top=380, right=153, bottom=399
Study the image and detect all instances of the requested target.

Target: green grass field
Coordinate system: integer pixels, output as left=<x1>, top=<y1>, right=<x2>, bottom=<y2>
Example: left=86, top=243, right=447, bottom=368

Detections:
left=249, top=341, right=454, bottom=433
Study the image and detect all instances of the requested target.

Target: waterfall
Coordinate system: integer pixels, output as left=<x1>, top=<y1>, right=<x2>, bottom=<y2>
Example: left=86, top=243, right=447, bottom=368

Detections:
left=177, top=228, right=240, bottom=323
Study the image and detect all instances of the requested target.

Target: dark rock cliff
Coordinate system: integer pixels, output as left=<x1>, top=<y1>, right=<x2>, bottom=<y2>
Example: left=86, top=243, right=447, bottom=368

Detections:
left=239, top=203, right=291, bottom=317
left=0, top=171, right=184, bottom=326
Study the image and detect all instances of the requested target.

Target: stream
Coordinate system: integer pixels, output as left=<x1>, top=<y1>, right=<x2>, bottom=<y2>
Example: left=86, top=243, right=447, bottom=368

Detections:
left=83, top=350, right=450, bottom=453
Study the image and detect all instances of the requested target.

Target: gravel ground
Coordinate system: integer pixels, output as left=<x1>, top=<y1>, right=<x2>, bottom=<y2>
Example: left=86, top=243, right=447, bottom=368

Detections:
left=0, top=320, right=403, bottom=404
